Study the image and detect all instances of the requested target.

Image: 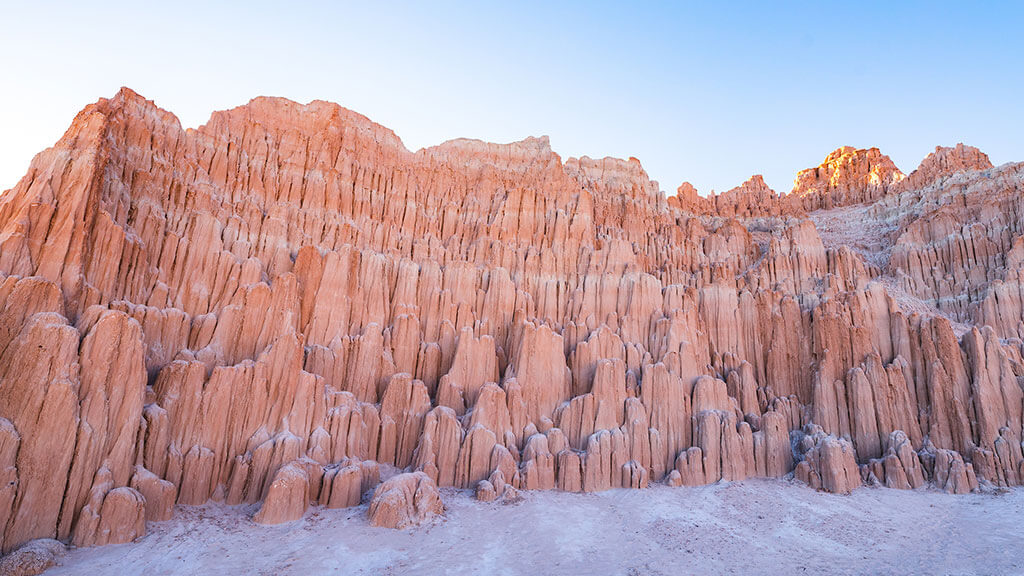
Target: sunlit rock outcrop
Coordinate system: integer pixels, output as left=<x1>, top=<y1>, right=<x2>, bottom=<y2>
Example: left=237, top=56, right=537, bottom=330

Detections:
left=790, top=146, right=906, bottom=211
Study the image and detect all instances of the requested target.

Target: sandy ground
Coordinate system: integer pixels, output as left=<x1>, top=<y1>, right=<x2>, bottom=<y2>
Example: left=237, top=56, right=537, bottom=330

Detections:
left=44, top=479, right=1024, bottom=576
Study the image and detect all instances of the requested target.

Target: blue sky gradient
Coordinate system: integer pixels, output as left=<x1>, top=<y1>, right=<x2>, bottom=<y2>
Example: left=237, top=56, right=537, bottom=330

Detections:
left=1, top=1, right=1021, bottom=195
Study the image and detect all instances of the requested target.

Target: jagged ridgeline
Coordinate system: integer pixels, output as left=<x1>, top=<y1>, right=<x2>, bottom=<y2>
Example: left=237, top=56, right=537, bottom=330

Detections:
left=1, top=88, right=1022, bottom=551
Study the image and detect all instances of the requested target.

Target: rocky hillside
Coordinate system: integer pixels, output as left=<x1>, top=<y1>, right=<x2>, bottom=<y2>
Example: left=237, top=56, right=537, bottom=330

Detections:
left=1, top=88, right=1021, bottom=552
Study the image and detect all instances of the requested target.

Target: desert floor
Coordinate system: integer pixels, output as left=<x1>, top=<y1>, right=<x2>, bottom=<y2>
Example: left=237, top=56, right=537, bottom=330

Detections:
left=47, top=479, right=1024, bottom=575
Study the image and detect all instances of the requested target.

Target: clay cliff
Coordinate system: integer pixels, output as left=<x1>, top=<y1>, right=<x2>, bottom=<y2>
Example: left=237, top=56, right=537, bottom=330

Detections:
left=0, top=88, right=1022, bottom=552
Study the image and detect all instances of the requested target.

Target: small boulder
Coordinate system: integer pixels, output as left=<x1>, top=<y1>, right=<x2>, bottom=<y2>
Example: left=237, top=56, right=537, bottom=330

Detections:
left=0, top=539, right=65, bottom=576
left=475, top=480, right=497, bottom=502
left=367, top=472, right=443, bottom=529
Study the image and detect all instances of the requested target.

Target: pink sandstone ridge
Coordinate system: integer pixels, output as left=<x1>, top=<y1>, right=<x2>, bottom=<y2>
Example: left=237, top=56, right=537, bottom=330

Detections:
left=0, top=88, right=1021, bottom=560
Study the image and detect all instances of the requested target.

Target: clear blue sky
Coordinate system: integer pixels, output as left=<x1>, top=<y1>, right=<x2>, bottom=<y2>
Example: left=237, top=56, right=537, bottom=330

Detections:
left=1, top=1, right=1021, bottom=195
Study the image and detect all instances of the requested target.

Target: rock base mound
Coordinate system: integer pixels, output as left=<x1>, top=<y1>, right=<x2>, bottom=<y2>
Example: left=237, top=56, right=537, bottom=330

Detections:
left=0, top=539, right=65, bottom=576
left=367, top=472, right=444, bottom=529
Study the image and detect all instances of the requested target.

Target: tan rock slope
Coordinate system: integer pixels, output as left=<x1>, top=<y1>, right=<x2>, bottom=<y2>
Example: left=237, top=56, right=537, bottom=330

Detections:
left=0, top=88, right=1021, bottom=551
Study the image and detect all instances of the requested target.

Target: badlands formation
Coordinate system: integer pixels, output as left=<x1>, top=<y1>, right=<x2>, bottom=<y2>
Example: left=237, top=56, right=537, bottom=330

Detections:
left=0, top=87, right=1022, bottom=560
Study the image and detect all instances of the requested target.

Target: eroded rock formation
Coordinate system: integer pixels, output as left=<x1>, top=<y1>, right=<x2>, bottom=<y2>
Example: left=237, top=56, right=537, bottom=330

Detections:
left=0, top=87, right=1022, bottom=549
left=367, top=472, right=444, bottom=529
left=791, top=146, right=905, bottom=211
left=0, top=539, right=65, bottom=576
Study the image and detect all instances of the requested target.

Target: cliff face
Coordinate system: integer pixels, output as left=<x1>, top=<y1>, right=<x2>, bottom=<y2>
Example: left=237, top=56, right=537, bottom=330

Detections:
left=1, top=88, right=1022, bottom=551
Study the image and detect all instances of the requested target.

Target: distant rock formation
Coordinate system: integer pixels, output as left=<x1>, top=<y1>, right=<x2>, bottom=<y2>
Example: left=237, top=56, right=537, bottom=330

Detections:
left=898, top=143, right=993, bottom=192
left=0, top=88, right=1020, bottom=552
left=790, top=146, right=906, bottom=210
left=689, top=175, right=803, bottom=219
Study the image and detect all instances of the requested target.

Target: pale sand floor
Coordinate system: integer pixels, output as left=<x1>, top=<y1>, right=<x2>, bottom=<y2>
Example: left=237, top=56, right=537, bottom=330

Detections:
left=47, top=479, right=1024, bottom=575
